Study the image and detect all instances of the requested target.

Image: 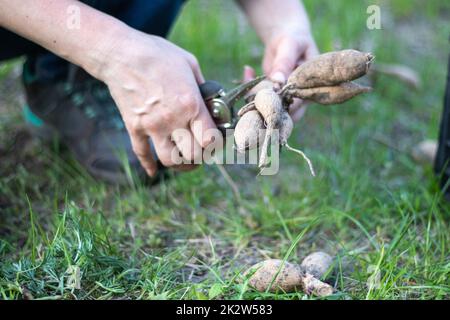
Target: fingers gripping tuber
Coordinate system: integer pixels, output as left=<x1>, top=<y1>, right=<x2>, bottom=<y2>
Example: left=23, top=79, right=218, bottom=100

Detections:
left=286, top=49, right=374, bottom=89
left=234, top=110, right=266, bottom=153
left=289, top=82, right=372, bottom=105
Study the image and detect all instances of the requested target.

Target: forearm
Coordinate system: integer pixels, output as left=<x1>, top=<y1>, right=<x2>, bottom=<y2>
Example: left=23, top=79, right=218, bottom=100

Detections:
left=0, top=0, right=128, bottom=79
left=237, top=0, right=311, bottom=44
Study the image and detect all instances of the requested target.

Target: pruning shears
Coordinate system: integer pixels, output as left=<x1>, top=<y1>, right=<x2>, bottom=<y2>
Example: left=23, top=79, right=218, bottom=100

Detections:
left=199, top=76, right=265, bottom=132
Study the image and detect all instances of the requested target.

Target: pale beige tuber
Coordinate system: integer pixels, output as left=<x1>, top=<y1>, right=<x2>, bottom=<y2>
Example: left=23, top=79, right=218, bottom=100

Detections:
left=253, top=88, right=284, bottom=168
left=234, top=110, right=266, bottom=153
left=300, top=251, right=333, bottom=279
left=301, top=273, right=334, bottom=297
left=245, top=259, right=303, bottom=293
left=244, top=258, right=334, bottom=297
left=411, top=139, right=437, bottom=165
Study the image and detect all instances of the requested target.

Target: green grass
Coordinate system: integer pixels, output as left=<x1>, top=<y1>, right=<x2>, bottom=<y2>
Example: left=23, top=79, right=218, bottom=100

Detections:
left=1, top=0, right=449, bottom=300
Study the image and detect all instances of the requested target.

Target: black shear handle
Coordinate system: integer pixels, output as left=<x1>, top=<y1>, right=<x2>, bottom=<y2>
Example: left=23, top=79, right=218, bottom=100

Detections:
left=198, top=77, right=266, bottom=131
left=199, top=81, right=233, bottom=132
left=199, top=80, right=225, bottom=101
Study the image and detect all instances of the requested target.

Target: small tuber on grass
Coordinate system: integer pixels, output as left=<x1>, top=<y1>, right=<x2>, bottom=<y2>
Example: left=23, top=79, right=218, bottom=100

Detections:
left=411, top=139, right=437, bottom=165
left=244, top=258, right=334, bottom=297
left=245, top=259, right=303, bottom=293
left=301, top=273, right=334, bottom=297
left=300, top=251, right=333, bottom=279
left=244, top=79, right=276, bottom=104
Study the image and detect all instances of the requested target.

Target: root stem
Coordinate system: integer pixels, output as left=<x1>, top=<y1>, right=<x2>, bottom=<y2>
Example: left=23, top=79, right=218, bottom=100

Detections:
left=285, top=143, right=316, bottom=177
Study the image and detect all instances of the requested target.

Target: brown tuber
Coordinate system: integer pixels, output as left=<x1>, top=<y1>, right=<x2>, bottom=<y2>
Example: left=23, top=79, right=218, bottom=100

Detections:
left=288, top=82, right=372, bottom=105
left=244, top=258, right=334, bottom=297
left=301, top=273, right=334, bottom=297
left=411, top=139, right=437, bottom=165
left=286, top=49, right=374, bottom=89
left=245, top=259, right=303, bottom=293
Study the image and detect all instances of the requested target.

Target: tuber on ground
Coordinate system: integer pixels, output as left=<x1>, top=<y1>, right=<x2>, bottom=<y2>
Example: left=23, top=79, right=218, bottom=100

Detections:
left=411, top=139, right=437, bottom=165
left=234, top=49, right=373, bottom=174
left=300, top=251, right=333, bottom=279
left=245, top=259, right=303, bottom=293
left=301, top=273, right=334, bottom=297
left=244, top=258, right=334, bottom=297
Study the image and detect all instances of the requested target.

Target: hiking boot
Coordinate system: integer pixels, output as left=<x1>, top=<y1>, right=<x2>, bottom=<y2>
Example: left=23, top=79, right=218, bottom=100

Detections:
left=22, top=62, right=148, bottom=184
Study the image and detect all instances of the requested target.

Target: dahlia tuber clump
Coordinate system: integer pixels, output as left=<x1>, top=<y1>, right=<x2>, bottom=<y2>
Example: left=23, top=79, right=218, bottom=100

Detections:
left=234, top=49, right=374, bottom=174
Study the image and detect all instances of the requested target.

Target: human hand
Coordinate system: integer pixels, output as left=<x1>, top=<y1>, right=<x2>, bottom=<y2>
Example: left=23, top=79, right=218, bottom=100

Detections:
left=263, top=30, right=319, bottom=121
left=98, top=30, right=217, bottom=177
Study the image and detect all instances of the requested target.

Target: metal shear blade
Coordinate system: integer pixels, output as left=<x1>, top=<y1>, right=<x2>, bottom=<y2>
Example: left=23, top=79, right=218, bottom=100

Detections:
left=199, top=76, right=266, bottom=131
left=221, top=75, right=266, bottom=109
